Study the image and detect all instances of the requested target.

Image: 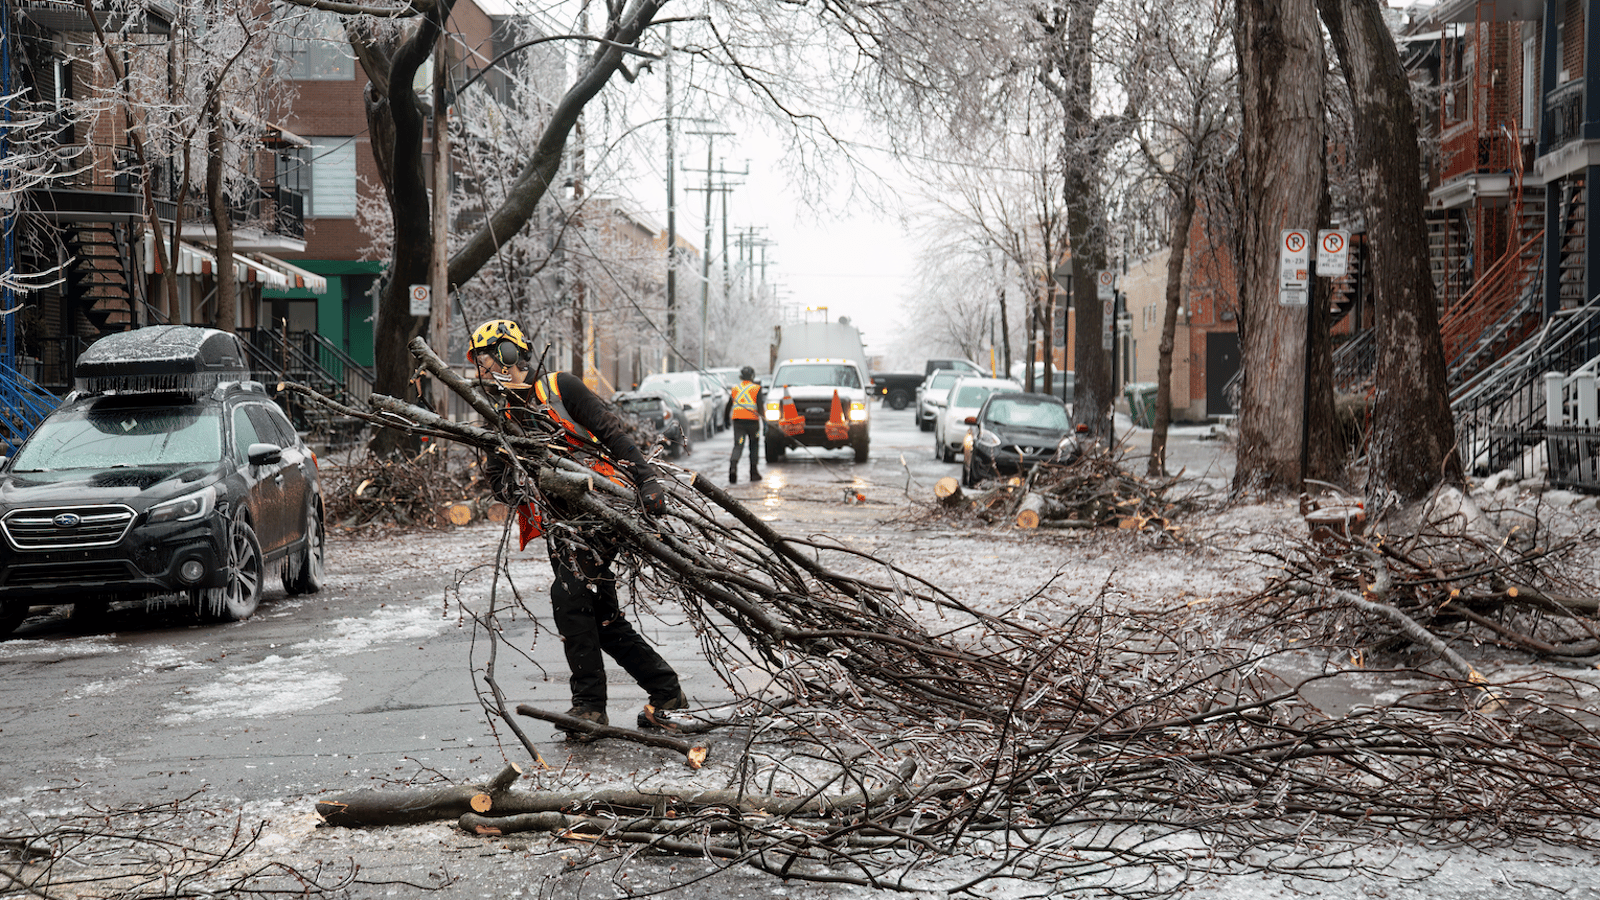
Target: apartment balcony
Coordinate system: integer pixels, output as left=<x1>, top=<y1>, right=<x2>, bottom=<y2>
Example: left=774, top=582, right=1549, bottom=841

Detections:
left=1432, top=122, right=1518, bottom=209
left=25, top=143, right=144, bottom=223
left=1533, top=80, right=1600, bottom=185
left=174, top=184, right=308, bottom=255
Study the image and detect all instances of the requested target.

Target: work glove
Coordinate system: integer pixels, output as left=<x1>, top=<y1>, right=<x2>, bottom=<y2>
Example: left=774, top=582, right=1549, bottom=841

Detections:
left=639, top=478, right=669, bottom=517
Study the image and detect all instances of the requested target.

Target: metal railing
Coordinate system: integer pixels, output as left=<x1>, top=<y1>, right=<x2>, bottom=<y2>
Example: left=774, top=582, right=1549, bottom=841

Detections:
left=238, top=327, right=373, bottom=445
left=1450, top=296, right=1600, bottom=476
left=0, top=361, right=62, bottom=453
left=1332, top=330, right=1376, bottom=394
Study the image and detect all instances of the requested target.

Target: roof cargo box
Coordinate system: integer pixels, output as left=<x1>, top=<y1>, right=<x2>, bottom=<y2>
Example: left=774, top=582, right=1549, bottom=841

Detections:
left=74, top=326, right=252, bottom=395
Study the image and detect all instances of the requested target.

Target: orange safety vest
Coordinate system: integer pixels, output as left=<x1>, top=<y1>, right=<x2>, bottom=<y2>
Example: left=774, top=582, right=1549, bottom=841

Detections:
left=730, top=381, right=761, bottom=420
left=532, top=373, right=626, bottom=486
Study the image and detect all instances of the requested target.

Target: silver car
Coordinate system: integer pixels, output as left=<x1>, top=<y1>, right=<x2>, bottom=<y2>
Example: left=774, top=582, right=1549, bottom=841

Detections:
left=933, top=376, right=1023, bottom=462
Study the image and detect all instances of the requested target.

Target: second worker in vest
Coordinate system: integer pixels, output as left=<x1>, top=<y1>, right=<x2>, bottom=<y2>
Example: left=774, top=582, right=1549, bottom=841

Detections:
left=468, top=319, right=689, bottom=741
left=727, top=365, right=763, bottom=484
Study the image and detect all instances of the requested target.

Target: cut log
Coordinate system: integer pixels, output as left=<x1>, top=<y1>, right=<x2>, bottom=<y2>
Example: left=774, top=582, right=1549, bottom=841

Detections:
left=483, top=502, right=510, bottom=524
left=443, top=501, right=476, bottom=527
left=934, top=477, right=964, bottom=505
left=1015, top=492, right=1067, bottom=529
left=316, top=762, right=522, bottom=827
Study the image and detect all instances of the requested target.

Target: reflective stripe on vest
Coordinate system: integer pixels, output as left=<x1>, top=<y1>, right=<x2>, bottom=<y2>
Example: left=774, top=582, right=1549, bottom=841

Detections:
left=533, top=373, right=623, bottom=483
left=731, top=381, right=760, bottom=419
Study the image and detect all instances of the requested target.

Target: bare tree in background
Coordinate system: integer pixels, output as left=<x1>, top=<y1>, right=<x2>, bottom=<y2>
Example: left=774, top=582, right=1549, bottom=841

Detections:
left=1132, top=0, right=1236, bottom=476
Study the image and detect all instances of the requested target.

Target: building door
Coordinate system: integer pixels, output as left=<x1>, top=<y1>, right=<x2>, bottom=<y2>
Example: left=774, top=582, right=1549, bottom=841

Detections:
left=1205, top=330, right=1240, bottom=417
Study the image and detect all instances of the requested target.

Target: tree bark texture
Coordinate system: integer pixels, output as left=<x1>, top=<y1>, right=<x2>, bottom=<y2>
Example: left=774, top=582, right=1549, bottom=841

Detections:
left=1233, top=0, right=1339, bottom=493
left=1317, top=0, right=1463, bottom=502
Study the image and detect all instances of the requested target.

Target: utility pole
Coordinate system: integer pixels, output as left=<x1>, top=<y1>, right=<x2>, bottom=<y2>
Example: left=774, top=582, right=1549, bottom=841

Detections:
left=663, top=25, right=677, bottom=371
left=429, top=36, right=450, bottom=365
left=682, top=131, right=737, bottom=371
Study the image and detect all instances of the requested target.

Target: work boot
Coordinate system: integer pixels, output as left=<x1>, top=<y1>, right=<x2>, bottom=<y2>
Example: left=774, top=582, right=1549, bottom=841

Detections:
left=728, top=471, right=738, bottom=485
left=750, top=469, right=762, bottom=481
left=637, top=690, right=689, bottom=730
left=562, top=707, right=608, bottom=743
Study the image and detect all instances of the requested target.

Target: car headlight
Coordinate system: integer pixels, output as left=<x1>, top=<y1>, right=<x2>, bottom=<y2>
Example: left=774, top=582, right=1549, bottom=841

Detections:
left=765, top=402, right=780, bottom=422
left=848, top=401, right=868, bottom=422
left=148, top=485, right=217, bottom=524
left=976, top=429, right=1001, bottom=449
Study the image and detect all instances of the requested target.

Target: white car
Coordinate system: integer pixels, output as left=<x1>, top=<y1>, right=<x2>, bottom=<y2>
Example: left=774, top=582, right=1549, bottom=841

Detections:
left=637, top=372, right=717, bottom=441
left=916, top=369, right=966, bottom=432
left=933, top=376, right=1023, bottom=462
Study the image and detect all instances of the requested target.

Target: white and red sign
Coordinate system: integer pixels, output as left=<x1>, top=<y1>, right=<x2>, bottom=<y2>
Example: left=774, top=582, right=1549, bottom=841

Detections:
left=1317, top=229, right=1350, bottom=277
left=1278, top=229, right=1311, bottom=307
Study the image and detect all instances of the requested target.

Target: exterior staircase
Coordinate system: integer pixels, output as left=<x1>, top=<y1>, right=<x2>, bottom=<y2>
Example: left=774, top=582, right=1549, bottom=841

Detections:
left=66, top=221, right=139, bottom=334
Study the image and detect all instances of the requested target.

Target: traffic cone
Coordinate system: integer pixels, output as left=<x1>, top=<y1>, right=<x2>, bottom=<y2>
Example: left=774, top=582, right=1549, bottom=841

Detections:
left=825, top=389, right=848, bottom=440
left=780, top=387, right=805, bottom=436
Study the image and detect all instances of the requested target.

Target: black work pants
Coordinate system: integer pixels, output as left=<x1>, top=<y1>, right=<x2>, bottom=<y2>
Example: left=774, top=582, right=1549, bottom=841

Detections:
left=729, top=418, right=762, bottom=478
left=546, top=528, right=681, bottom=711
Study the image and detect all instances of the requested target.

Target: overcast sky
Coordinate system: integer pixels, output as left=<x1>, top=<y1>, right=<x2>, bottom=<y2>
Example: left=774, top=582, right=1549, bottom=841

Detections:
left=468, top=0, right=919, bottom=362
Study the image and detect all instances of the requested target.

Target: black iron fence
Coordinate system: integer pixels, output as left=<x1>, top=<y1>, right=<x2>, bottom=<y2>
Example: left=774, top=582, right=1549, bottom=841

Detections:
left=1544, top=426, right=1600, bottom=493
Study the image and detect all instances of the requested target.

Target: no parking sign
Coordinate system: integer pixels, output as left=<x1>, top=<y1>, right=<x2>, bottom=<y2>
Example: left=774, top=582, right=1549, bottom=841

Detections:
left=409, top=284, right=431, bottom=316
left=1278, top=229, right=1310, bottom=307
left=1317, top=229, right=1350, bottom=277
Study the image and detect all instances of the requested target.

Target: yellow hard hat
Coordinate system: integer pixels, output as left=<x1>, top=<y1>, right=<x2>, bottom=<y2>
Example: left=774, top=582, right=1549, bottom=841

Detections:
left=470, top=319, right=529, bottom=366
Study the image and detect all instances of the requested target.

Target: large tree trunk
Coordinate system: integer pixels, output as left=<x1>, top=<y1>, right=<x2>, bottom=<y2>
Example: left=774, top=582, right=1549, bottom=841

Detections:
left=1149, top=188, right=1196, bottom=477
left=344, top=0, right=664, bottom=456
left=1317, top=0, right=1463, bottom=502
left=1232, top=0, right=1339, bottom=493
left=349, top=6, right=450, bottom=456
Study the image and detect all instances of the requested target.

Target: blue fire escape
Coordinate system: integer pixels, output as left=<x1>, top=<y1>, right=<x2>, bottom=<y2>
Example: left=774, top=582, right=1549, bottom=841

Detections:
left=1, top=0, right=62, bottom=453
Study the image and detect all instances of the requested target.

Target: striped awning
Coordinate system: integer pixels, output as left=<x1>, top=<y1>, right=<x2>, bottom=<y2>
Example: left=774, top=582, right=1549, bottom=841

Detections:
left=251, top=253, right=329, bottom=294
left=141, top=234, right=290, bottom=289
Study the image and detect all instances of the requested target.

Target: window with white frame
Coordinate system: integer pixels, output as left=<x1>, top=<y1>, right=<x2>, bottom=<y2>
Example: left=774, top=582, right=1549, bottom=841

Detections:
left=279, top=138, right=358, bottom=218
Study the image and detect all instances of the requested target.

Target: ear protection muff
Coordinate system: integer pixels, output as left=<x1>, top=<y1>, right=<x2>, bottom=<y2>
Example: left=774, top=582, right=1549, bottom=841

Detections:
left=492, top=340, right=525, bottom=367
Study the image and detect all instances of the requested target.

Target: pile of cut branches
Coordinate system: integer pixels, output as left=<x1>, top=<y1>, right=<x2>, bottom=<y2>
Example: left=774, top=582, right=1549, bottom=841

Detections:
left=935, top=451, right=1200, bottom=533
left=282, top=341, right=1600, bottom=896
left=319, top=439, right=488, bottom=532
left=1238, top=493, right=1600, bottom=664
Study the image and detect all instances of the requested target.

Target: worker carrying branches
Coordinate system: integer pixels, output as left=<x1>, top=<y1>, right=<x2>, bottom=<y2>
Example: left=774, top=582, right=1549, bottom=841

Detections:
left=467, top=318, right=689, bottom=741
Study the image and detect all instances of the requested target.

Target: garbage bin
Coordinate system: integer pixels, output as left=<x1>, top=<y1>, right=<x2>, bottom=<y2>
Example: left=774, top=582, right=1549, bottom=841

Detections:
left=1124, top=382, right=1159, bottom=428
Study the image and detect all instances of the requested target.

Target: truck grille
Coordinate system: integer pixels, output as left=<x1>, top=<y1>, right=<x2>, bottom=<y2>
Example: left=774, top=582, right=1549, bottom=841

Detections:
left=2, top=505, right=136, bottom=550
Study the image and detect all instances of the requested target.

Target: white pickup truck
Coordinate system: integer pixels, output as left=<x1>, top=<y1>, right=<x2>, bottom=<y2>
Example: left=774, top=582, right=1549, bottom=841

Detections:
left=764, top=357, right=871, bottom=463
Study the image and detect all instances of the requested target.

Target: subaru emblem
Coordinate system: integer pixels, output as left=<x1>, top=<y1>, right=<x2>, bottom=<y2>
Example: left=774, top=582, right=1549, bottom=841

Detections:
left=53, top=513, right=82, bottom=528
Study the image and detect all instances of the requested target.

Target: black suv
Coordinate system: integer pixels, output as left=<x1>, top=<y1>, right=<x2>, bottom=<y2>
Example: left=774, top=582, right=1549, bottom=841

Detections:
left=0, top=326, right=325, bottom=636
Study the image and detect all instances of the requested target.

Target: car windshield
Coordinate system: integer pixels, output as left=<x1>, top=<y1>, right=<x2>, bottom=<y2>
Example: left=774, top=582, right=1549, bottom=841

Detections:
left=928, top=370, right=961, bottom=390
left=953, top=385, right=1002, bottom=408
left=12, top=404, right=224, bottom=471
left=772, top=364, right=860, bottom=389
left=984, top=398, right=1071, bottom=430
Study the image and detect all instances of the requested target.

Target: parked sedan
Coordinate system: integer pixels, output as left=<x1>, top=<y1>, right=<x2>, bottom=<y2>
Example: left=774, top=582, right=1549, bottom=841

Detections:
left=933, top=376, right=1022, bottom=463
left=612, top=390, right=691, bottom=459
left=961, top=391, right=1075, bottom=487
left=0, top=326, right=324, bottom=637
